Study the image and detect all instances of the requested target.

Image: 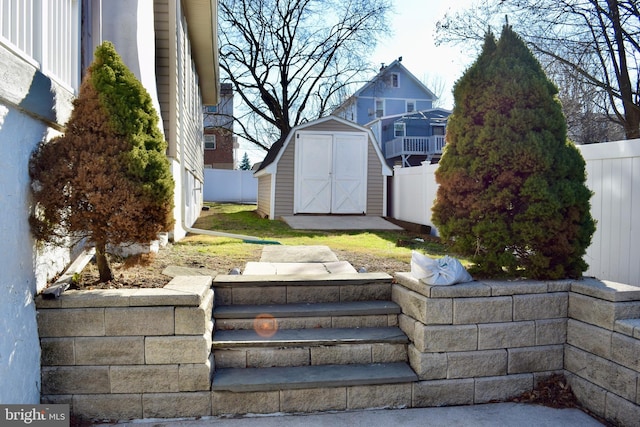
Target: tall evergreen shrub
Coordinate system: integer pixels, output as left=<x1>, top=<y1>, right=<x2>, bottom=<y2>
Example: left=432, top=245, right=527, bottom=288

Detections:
left=30, top=41, right=174, bottom=282
left=432, top=26, right=595, bottom=279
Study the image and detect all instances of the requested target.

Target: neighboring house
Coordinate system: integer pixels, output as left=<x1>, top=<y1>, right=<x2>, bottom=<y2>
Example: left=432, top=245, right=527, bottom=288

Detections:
left=0, top=0, right=218, bottom=403
left=367, top=108, right=450, bottom=167
left=203, top=82, right=237, bottom=169
left=254, top=116, right=392, bottom=219
left=333, top=58, right=450, bottom=167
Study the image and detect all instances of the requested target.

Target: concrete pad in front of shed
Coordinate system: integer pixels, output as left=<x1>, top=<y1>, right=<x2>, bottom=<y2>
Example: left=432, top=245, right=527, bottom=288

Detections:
left=243, top=261, right=357, bottom=275
left=281, top=215, right=403, bottom=231
left=259, top=245, right=339, bottom=262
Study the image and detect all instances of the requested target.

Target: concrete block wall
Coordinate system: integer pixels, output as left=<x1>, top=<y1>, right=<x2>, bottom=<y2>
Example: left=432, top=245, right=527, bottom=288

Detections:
left=393, top=274, right=568, bottom=407
left=564, top=279, right=640, bottom=426
left=393, top=274, right=640, bottom=424
left=36, top=276, right=214, bottom=419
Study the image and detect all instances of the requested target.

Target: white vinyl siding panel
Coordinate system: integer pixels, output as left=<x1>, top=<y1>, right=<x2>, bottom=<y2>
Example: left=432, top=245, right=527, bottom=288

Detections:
left=154, top=0, right=171, bottom=153
left=155, top=0, right=204, bottom=182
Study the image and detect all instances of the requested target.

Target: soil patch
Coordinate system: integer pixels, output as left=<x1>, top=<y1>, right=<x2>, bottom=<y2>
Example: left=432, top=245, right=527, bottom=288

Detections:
left=71, top=243, right=412, bottom=290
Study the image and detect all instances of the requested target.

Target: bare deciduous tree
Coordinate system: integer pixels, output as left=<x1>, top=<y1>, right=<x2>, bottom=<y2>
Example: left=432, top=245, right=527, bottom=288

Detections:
left=218, top=0, right=392, bottom=150
left=436, top=0, right=639, bottom=141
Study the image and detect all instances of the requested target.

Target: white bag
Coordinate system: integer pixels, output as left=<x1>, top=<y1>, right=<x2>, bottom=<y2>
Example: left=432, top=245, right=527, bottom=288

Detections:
left=410, top=251, right=472, bottom=286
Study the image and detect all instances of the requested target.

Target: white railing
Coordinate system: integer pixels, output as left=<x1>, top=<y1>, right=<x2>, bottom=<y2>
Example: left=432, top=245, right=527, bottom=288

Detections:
left=392, top=139, right=640, bottom=286
left=385, top=135, right=445, bottom=159
left=0, top=0, right=79, bottom=90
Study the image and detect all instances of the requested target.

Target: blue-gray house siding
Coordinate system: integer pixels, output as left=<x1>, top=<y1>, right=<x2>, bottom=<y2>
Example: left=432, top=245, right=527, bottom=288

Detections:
left=333, top=58, right=450, bottom=167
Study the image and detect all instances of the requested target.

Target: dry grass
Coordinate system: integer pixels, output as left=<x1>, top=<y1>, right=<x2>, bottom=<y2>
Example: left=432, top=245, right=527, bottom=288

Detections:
left=74, top=203, right=451, bottom=289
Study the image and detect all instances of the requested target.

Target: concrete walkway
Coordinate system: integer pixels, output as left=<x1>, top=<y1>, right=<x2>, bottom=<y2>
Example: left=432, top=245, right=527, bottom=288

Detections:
left=280, top=215, right=403, bottom=230
left=97, top=403, right=603, bottom=426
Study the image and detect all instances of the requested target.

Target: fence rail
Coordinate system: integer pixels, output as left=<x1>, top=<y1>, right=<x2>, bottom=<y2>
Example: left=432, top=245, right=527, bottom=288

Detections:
left=392, top=139, right=640, bottom=286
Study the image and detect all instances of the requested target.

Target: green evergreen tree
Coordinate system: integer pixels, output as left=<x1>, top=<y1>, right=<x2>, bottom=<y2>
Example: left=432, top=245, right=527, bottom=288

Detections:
left=30, top=41, right=174, bottom=282
left=432, top=25, right=595, bottom=279
left=239, top=152, right=252, bottom=170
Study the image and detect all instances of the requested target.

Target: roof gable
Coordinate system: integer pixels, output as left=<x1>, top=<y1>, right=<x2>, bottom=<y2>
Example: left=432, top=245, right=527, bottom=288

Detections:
left=354, top=59, right=436, bottom=100
left=254, top=116, right=391, bottom=175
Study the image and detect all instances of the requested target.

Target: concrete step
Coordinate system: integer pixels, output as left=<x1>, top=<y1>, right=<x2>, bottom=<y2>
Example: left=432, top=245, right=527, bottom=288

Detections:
left=213, top=326, right=409, bottom=368
left=212, top=272, right=393, bottom=305
left=214, top=300, right=401, bottom=331
left=213, top=326, right=408, bottom=348
left=212, top=362, right=417, bottom=392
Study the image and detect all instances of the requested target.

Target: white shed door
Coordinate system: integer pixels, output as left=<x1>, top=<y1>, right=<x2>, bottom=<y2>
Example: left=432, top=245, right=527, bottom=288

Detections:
left=296, top=134, right=333, bottom=213
left=295, top=132, right=367, bottom=214
left=332, top=134, right=367, bottom=213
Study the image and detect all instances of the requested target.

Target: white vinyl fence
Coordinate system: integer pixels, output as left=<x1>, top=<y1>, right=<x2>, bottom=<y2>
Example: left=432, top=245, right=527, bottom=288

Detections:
left=392, top=139, right=640, bottom=286
left=203, top=169, right=257, bottom=203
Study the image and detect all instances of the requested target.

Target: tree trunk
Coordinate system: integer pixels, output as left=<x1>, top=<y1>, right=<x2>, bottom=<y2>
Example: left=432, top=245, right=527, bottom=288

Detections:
left=606, top=0, right=640, bottom=139
left=95, top=241, right=114, bottom=283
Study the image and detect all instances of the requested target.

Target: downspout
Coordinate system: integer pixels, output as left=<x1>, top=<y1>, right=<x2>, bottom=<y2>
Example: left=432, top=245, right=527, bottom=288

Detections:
left=178, top=137, right=279, bottom=245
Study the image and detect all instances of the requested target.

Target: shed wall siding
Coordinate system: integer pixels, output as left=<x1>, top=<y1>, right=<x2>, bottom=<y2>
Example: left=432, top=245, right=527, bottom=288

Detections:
left=257, top=175, right=272, bottom=218
left=274, top=141, right=296, bottom=217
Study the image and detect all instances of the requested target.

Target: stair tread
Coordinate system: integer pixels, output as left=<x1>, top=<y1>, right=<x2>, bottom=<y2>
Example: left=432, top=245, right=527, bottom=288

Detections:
left=214, top=300, right=401, bottom=319
left=212, top=326, right=408, bottom=348
left=212, top=362, right=417, bottom=392
left=212, top=272, right=392, bottom=287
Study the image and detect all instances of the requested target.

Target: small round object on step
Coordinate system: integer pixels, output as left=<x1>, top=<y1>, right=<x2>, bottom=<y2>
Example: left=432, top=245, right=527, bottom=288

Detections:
left=358, top=267, right=368, bottom=273
left=229, top=267, right=241, bottom=275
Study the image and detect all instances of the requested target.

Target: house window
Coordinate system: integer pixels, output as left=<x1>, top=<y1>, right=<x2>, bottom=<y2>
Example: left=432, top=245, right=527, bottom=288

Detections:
left=375, top=99, right=384, bottom=118
left=433, top=126, right=445, bottom=136
left=406, top=101, right=415, bottom=113
left=391, top=73, right=399, bottom=88
left=394, top=123, right=405, bottom=137
left=204, top=134, right=216, bottom=150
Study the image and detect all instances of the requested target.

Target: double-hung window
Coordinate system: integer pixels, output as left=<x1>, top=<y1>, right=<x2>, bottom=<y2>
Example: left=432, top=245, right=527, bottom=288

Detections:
left=390, top=73, right=399, bottom=88
left=375, top=99, right=384, bottom=118
left=394, top=122, right=405, bottom=138
left=204, top=134, right=216, bottom=150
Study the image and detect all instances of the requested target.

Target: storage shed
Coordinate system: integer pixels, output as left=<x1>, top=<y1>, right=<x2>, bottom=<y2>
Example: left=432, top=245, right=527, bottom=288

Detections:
left=254, top=116, right=392, bottom=220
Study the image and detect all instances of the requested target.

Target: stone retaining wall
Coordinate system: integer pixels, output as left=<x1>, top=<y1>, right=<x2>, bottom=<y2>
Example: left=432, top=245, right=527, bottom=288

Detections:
left=36, top=273, right=640, bottom=424
left=564, top=279, right=640, bottom=426
left=36, top=276, right=214, bottom=419
left=393, top=274, right=640, bottom=424
left=393, top=274, right=568, bottom=407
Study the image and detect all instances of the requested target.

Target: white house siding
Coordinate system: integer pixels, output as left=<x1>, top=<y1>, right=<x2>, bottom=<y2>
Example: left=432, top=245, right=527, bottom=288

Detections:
left=97, top=0, right=164, bottom=132
left=0, top=13, right=77, bottom=401
left=154, top=0, right=205, bottom=240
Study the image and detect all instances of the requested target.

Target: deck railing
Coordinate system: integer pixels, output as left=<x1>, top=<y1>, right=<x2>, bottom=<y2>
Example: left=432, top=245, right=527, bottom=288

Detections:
left=384, top=135, right=445, bottom=159
left=0, top=0, right=79, bottom=90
